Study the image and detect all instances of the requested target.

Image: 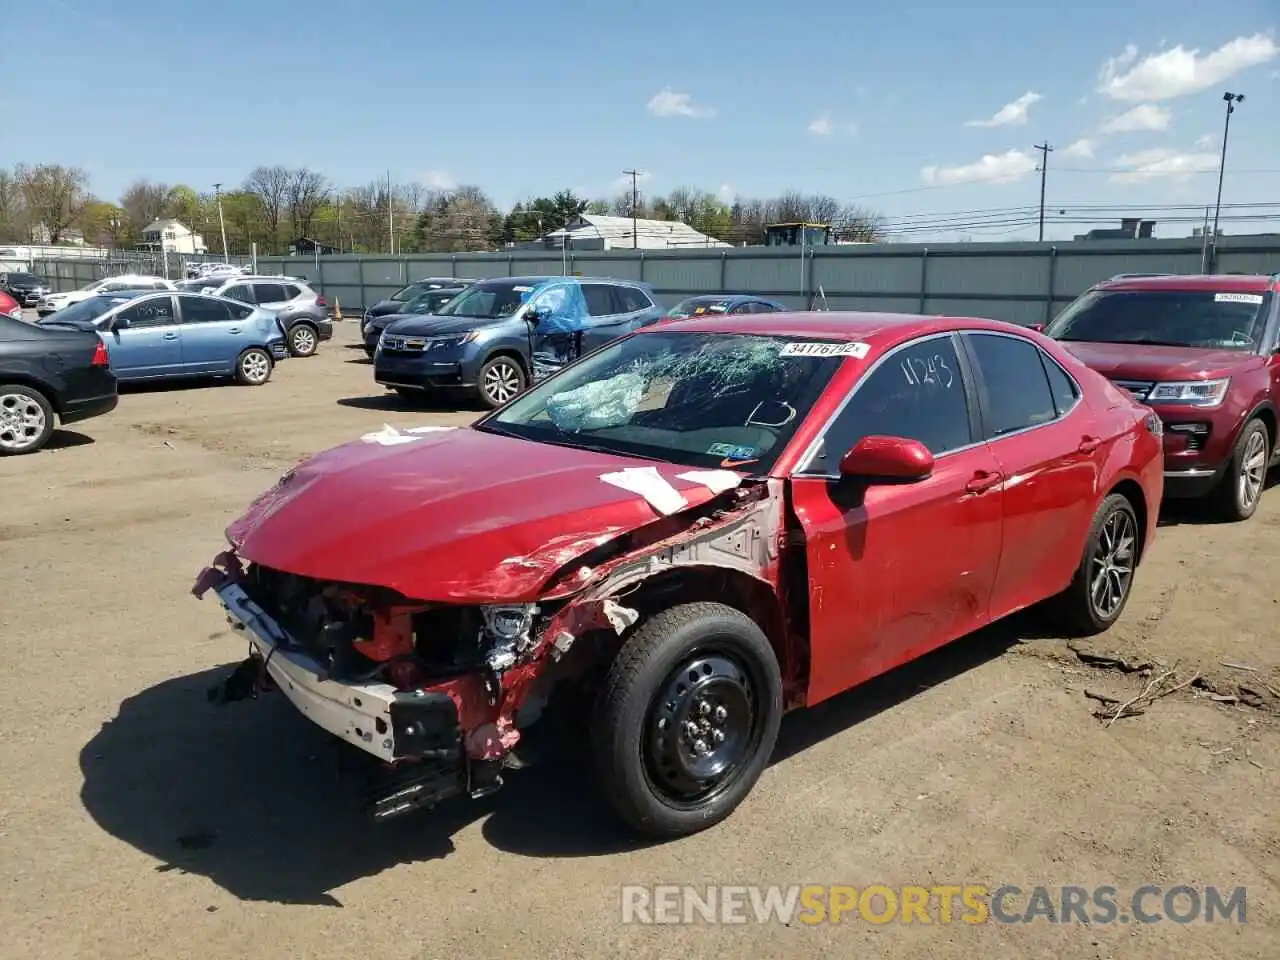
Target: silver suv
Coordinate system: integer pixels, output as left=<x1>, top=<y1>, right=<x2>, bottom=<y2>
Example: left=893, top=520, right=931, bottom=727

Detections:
left=204, top=275, right=333, bottom=357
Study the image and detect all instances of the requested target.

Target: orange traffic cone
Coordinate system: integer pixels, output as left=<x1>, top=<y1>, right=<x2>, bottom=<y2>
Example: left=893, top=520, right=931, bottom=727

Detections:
left=333, top=297, right=343, bottom=321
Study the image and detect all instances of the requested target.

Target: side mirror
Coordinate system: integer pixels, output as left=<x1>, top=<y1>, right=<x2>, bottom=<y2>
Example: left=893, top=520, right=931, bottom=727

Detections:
left=839, top=435, right=934, bottom=482
left=113, top=316, right=131, bottom=330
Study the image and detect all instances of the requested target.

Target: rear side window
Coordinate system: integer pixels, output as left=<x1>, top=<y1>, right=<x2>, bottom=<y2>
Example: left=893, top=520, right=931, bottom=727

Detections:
left=282, top=284, right=303, bottom=299
left=582, top=283, right=617, bottom=316
left=223, top=284, right=253, bottom=303
left=117, top=297, right=176, bottom=328
left=227, top=301, right=254, bottom=320
left=807, top=334, right=973, bottom=469
left=964, top=333, right=1058, bottom=436
left=1042, top=354, right=1080, bottom=416
left=616, top=285, right=653, bottom=312
left=253, top=282, right=288, bottom=303
left=179, top=296, right=232, bottom=324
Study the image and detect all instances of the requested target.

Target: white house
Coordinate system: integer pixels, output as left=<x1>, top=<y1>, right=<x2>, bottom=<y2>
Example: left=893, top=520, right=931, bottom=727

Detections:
left=141, top=218, right=207, bottom=255
left=542, top=214, right=730, bottom=251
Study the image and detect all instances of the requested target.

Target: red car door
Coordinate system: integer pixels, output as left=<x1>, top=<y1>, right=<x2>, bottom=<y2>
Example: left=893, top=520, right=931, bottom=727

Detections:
left=789, top=332, right=1005, bottom=706
left=961, top=332, right=1106, bottom=620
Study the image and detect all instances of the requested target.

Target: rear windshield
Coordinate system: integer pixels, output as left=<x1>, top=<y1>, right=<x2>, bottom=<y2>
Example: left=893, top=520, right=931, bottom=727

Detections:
left=1046, top=289, right=1271, bottom=350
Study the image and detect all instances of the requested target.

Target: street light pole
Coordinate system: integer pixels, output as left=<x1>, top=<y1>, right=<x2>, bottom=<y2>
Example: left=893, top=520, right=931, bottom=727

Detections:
left=213, top=183, right=229, bottom=263
left=1209, top=91, right=1244, bottom=272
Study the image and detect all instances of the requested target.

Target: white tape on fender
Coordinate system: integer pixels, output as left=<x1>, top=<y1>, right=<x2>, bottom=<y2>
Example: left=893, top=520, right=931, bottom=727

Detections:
left=780, top=341, right=870, bottom=358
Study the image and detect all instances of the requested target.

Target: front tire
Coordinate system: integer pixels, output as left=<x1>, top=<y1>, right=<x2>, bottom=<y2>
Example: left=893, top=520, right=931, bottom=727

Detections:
left=1052, top=493, right=1139, bottom=636
left=235, top=348, right=273, bottom=386
left=1209, top=418, right=1270, bottom=522
left=477, top=355, right=526, bottom=409
left=0, top=384, right=55, bottom=455
left=591, top=602, right=783, bottom=839
left=288, top=322, right=319, bottom=357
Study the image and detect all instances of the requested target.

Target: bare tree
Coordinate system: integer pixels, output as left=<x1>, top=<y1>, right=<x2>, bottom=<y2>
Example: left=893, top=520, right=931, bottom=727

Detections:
left=17, top=163, right=91, bottom=243
left=285, top=167, right=330, bottom=238
left=119, top=180, right=174, bottom=232
left=0, top=169, right=27, bottom=242
left=242, top=165, right=290, bottom=248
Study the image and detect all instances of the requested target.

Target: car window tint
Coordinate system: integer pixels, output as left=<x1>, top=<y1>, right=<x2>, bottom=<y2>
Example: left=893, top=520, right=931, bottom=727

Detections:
left=1042, top=353, right=1080, bottom=416
left=729, top=301, right=754, bottom=314
left=254, top=282, right=287, bottom=303
left=582, top=283, right=617, bottom=317
left=117, top=297, right=176, bottom=329
left=223, top=284, right=253, bottom=303
left=965, top=333, right=1058, bottom=435
left=227, top=301, right=254, bottom=320
left=283, top=284, right=302, bottom=299
left=810, top=335, right=972, bottom=468
left=179, top=296, right=232, bottom=324
left=616, top=285, right=652, bottom=312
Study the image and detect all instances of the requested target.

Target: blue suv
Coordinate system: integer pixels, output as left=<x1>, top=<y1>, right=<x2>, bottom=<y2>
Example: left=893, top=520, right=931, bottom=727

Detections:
left=373, top=275, right=664, bottom=408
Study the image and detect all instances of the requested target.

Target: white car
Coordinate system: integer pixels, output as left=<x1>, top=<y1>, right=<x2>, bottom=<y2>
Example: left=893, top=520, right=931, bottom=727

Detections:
left=37, top=275, right=175, bottom=317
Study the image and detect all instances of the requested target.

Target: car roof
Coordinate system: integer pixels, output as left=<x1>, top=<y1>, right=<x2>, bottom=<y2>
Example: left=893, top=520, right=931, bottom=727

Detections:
left=646, top=310, right=1026, bottom=346
left=1096, top=273, right=1279, bottom=293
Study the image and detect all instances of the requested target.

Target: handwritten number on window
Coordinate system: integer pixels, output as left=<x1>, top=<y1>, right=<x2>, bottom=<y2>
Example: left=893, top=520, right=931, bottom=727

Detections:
left=900, top=353, right=954, bottom=389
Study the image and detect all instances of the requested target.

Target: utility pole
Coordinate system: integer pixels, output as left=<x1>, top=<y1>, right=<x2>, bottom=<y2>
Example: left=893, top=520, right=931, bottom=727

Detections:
left=1210, top=92, right=1245, bottom=272
left=622, top=169, right=641, bottom=248
left=1033, top=142, right=1053, bottom=242
left=387, top=170, right=395, bottom=255
left=213, top=183, right=229, bottom=262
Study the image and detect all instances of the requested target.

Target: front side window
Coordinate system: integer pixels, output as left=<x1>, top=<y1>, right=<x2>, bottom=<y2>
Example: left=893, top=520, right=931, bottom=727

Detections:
left=222, top=284, right=253, bottom=303
left=964, top=333, right=1058, bottom=436
left=806, top=334, right=972, bottom=472
left=617, top=285, right=654, bottom=312
left=481, top=331, right=845, bottom=472
left=582, top=283, right=617, bottom=317
left=1046, top=288, right=1270, bottom=351
left=117, top=297, right=176, bottom=329
left=253, top=282, right=287, bottom=303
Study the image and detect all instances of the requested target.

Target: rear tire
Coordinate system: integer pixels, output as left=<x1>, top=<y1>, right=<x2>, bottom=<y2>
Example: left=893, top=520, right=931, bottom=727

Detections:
left=287, top=322, right=319, bottom=358
left=1050, top=493, right=1139, bottom=636
left=1208, top=419, right=1270, bottom=522
left=0, top=383, right=55, bottom=456
left=591, top=602, right=783, bottom=839
left=235, top=348, right=272, bottom=386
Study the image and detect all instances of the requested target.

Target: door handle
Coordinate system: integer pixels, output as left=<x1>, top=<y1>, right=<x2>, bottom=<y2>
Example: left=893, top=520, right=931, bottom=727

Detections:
left=1077, top=435, right=1103, bottom=453
left=965, top=470, right=1004, bottom=494
left=162, top=332, right=178, bottom=340
left=228, top=327, right=241, bottom=333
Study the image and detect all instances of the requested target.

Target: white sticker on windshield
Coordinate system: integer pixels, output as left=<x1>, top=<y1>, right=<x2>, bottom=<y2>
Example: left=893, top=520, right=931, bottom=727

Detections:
left=1214, top=292, right=1263, bottom=304
left=780, top=341, right=870, bottom=359
left=512, top=285, right=533, bottom=292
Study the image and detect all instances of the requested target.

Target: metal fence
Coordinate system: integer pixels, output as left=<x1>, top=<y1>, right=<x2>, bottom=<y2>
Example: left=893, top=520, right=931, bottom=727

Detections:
left=32, top=236, right=1280, bottom=324
left=31, top=250, right=254, bottom=290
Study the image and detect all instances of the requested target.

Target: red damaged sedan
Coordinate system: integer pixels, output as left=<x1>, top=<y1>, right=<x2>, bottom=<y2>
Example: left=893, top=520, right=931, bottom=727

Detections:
left=194, top=312, right=1163, bottom=838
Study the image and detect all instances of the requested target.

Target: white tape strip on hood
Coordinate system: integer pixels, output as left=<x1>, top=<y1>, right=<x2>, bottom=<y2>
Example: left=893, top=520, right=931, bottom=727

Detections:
left=599, top=466, right=689, bottom=515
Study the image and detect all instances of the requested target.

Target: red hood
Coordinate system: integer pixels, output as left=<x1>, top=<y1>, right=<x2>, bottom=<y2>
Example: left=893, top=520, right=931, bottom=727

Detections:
left=226, top=426, right=724, bottom=602
left=1059, top=341, right=1262, bottom=381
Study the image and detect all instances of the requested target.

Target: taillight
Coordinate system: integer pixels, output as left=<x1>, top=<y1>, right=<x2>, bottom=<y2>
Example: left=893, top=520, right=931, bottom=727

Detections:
left=315, top=295, right=327, bottom=307
left=91, top=340, right=109, bottom=367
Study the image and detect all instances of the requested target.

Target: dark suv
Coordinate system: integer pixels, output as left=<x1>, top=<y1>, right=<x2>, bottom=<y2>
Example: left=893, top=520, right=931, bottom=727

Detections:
left=1, top=272, right=49, bottom=307
left=1044, top=273, right=1279, bottom=521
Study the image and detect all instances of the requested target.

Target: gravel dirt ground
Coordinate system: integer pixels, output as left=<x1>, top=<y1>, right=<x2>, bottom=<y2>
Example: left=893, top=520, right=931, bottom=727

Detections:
left=1, top=321, right=1277, bottom=959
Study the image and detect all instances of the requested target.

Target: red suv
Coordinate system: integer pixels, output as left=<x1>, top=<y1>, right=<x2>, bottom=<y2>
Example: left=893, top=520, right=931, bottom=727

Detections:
left=1044, top=273, right=1279, bottom=521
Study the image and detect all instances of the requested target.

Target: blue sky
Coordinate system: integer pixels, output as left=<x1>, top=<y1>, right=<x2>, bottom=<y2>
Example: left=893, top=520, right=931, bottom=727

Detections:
left=5, top=0, right=1278, bottom=240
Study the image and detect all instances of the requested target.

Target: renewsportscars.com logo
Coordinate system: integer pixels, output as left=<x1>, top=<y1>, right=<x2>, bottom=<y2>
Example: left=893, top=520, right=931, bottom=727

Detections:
left=620, top=884, right=1248, bottom=926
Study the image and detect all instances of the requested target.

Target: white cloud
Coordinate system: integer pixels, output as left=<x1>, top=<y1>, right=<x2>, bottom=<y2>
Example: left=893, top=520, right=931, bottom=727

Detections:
left=964, top=91, right=1043, bottom=127
left=1076, top=95, right=1090, bottom=107
left=1109, top=147, right=1219, bottom=182
left=1194, top=134, right=1216, bottom=149
left=1098, top=34, right=1279, bottom=101
left=808, top=114, right=833, bottom=136
left=646, top=87, right=715, bottom=118
left=921, top=149, right=1039, bottom=186
left=717, top=184, right=735, bottom=203
left=1099, top=103, right=1172, bottom=133
left=1063, top=138, right=1095, bottom=159
left=419, top=170, right=456, bottom=190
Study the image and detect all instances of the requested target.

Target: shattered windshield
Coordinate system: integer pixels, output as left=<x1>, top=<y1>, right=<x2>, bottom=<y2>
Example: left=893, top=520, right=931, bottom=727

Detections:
left=1046, top=289, right=1271, bottom=350
left=480, top=331, right=847, bottom=471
